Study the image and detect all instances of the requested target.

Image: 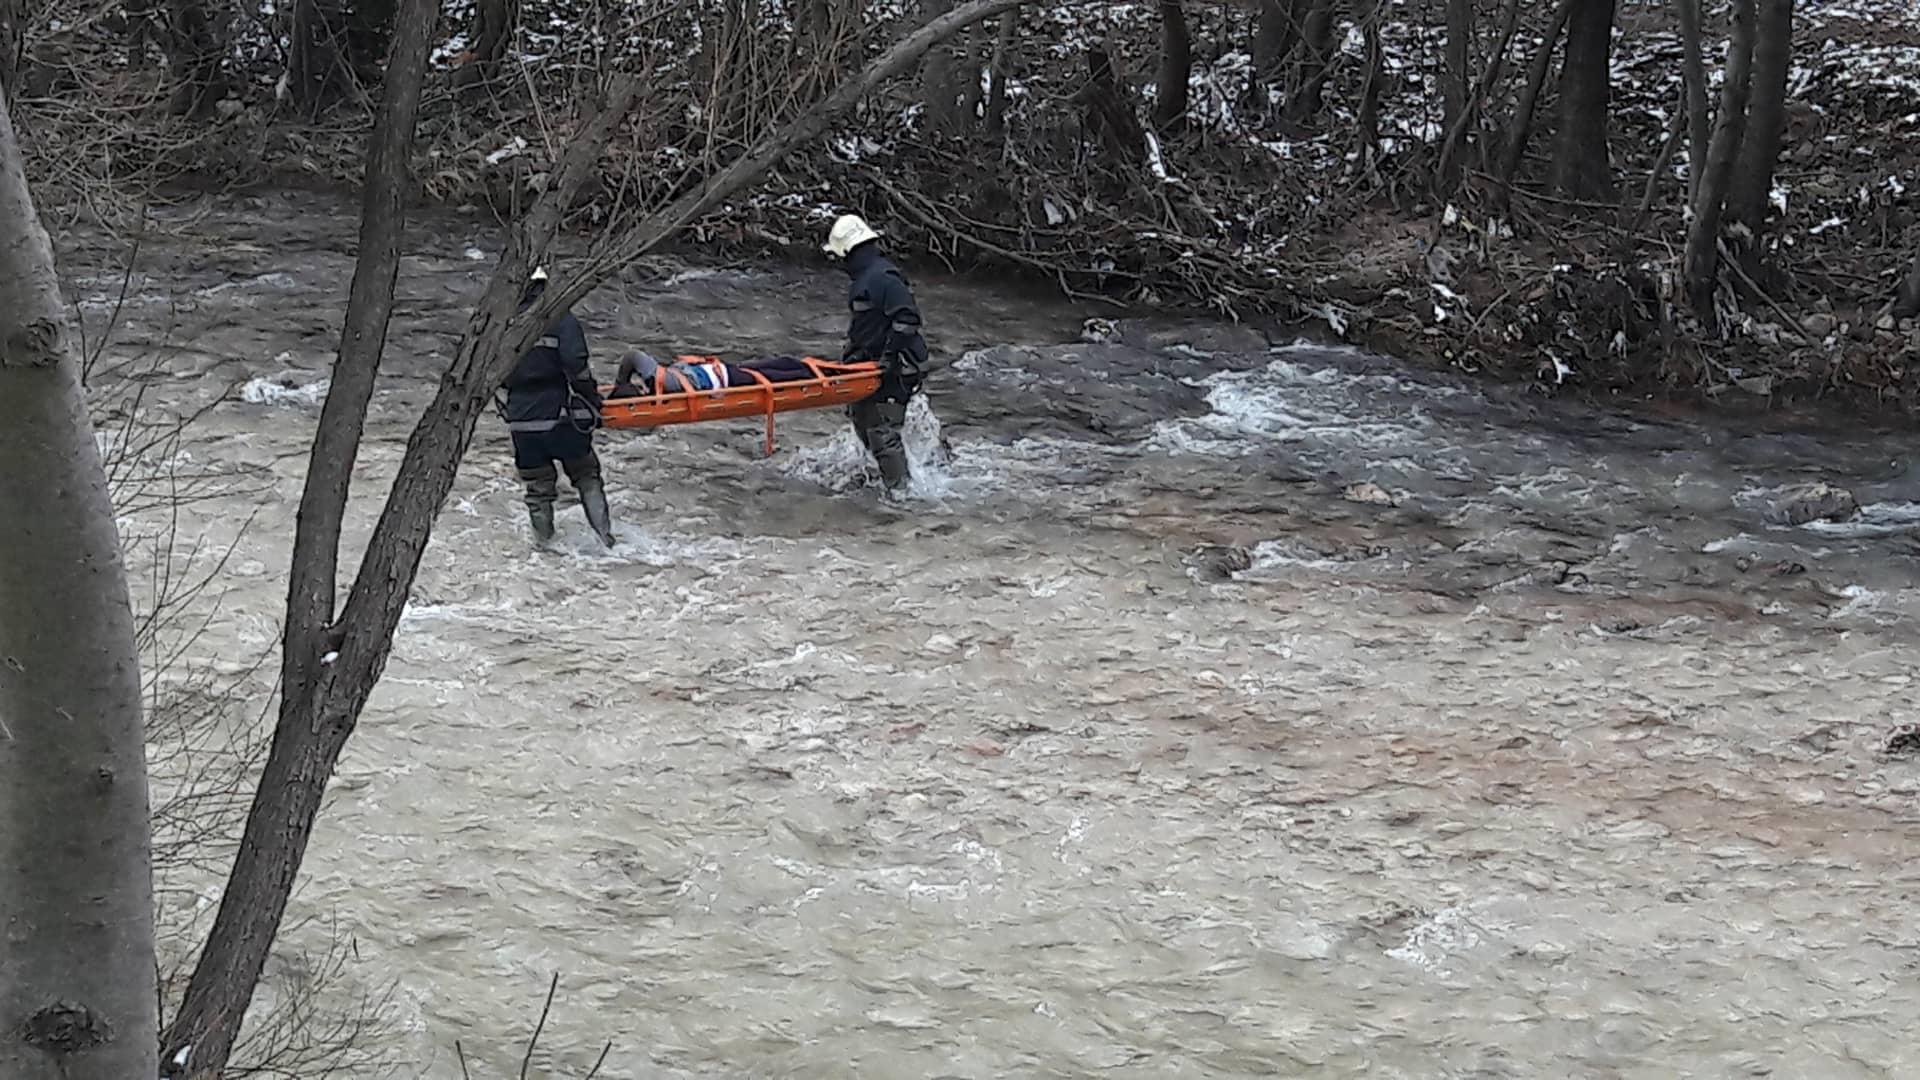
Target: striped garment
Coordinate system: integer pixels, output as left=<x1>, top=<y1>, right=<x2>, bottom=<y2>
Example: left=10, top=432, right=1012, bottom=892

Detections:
left=681, top=360, right=730, bottom=390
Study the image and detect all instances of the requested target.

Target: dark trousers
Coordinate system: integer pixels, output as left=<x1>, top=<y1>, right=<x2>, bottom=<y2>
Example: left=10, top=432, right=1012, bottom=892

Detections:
left=740, top=355, right=817, bottom=382
left=511, top=427, right=602, bottom=505
left=847, top=360, right=921, bottom=491
left=848, top=396, right=910, bottom=491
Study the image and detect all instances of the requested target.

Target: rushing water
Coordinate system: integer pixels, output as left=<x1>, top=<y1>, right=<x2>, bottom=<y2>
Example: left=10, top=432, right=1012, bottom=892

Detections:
left=68, top=192, right=1920, bottom=1078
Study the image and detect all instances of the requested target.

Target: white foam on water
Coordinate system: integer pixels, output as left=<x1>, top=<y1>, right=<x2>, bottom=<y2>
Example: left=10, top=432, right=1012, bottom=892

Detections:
left=240, top=376, right=330, bottom=407
left=779, top=425, right=890, bottom=493
left=1266, top=345, right=1472, bottom=400
left=94, top=425, right=203, bottom=482
left=400, top=598, right=519, bottom=625
left=748, top=642, right=818, bottom=670
left=1803, top=500, right=1920, bottom=538
left=1828, top=584, right=1893, bottom=621
left=1270, top=336, right=1368, bottom=359
left=1489, top=466, right=1603, bottom=502
left=1385, top=902, right=1505, bottom=975
left=951, top=347, right=1003, bottom=375
left=581, top=524, right=751, bottom=568
left=661, top=267, right=754, bottom=287
left=1730, top=483, right=1783, bottom=510
left=1147, top=359, right=1434, bottom=459
left=1244, top=538, right=1358, bottom=575
left=195, top=272, right=299, bottom=298
left=77, top=290, right=172, bottom=312
left=778, top=396, right=1010, bottom=504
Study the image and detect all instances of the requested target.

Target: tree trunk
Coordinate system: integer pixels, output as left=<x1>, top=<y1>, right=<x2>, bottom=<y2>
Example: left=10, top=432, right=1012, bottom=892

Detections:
left=1631, top=104, right=1687, bottom=232
left=1495, top=0, right=1575, bottom=199
left=1727, top=0, right=1792, bottom=232
left=1283, top=0, right=1335, bottom=124
left=157, top=0, right=442, bottom=1068
left=453, top=0, right=518, bottom=99
left=124, top=0, right=164, bottom=67
left=1355, top=4, right=1384, bottom=172
left=787, top=0, right=835, bottom=99
left=1152, top=0, right=1190, bottom=132
left=1550, top=0, right=1618, bottom=200
left=1891, top=247, right=1920, bottom=321
left=952, top=22, right=988, bottom=128
left=288, top=0, right=352, bottom=116
left=1435, top=0, right=1522, bottom=187
left=0, top=91, right=160, bottom=1080
left=158, top=1, right=1025, bottom=1075
left=710, top=0, right=765, bottom=138
left=920, top=0, right=965, bottom=132
left=0, top=0, right=20, bottom=95
left=163, top=0, right=230, bottom=116
left=798, top=0, right=831, bottom=49
left=984, top=6, right=1019, bottom=135
left=1677, top=0, right=1709, bottom=205
left=744, top=0, right=769, bottom=131
left=1440, top=0, right=1472, bottom=189
left=1251, top=0, right=1302, bottom=87
left=1684, top=0, right=1756, bottom=318
left=1080, top=44, right=1147, bottom=167
left=345, top=0, right=396, bottom=80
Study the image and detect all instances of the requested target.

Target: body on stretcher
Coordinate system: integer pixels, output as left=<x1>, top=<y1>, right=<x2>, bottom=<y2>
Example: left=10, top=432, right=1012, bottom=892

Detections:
left=597, top=354, right=884, bottom=455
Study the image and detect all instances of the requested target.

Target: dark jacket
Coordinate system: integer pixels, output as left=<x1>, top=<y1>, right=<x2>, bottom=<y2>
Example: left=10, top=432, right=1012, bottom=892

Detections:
left=503, top=305, right=600, bottom=432
left=841, top=243, right=927, bottom=381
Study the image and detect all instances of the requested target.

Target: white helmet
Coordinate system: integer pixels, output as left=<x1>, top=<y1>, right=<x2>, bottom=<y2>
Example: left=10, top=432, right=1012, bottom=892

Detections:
left=823, top=214, right=881, bottom=258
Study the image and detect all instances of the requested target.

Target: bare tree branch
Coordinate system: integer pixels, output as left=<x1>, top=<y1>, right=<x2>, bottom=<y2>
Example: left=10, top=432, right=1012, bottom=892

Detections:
left=555, top=0, right=1030, bottom=313
left=1677, top=0, right=1711, bottom=207
left=1684, top=0, right=1756, bottom=319
left=1496, top=0, right=1576, bottom=202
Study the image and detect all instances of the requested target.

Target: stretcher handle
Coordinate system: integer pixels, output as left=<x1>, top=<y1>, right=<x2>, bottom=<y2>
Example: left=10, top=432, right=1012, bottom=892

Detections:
left=739, top=367, right=777, bottom=455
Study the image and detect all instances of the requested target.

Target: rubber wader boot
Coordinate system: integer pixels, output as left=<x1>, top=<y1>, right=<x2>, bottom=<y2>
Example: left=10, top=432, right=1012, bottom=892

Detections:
left=519, top=466, right=559, bottom=543
left=577, top=475, right=617, bottom=548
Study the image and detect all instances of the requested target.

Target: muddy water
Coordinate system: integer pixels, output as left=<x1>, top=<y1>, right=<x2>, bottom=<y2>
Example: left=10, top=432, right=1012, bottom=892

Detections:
left=69, top=192, right=1920, bottom=1078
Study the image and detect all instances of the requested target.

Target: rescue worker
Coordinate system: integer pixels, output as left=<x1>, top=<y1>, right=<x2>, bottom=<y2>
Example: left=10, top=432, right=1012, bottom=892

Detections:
left=822, top=213, right=927, bottom=495
left=500, top=266, right=616, bottom=547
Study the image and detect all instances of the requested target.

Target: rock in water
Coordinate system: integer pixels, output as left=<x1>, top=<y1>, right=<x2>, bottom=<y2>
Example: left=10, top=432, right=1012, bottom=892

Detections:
left=1884, top=725, right=1920, bottom=758
left=1080, top=317, right=1119, bottom=343
left=1770, top=482, right=1860, bottom=526
left=1343, top=481, right=1398, bottom=507
left=1186, top=544, right=1253, bottom=582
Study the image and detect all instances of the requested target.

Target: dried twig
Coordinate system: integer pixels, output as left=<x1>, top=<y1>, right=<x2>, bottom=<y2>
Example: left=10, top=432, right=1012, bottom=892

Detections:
left=1718, top=236, right=1813, bottom=342
left=519, top=973, right=561, bottom=1080
left=582, top=1042, right=613, bottom=1080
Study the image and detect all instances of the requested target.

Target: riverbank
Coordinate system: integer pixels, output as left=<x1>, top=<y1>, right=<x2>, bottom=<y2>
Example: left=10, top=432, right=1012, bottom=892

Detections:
left=69, top=178, right=1920, bottom=454
left=26, top=0, right=1920, bottom=420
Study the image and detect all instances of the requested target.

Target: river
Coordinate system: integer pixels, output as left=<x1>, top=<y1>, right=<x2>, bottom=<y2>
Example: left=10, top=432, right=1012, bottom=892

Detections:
left=66, top=190, right=1920, bottom=1078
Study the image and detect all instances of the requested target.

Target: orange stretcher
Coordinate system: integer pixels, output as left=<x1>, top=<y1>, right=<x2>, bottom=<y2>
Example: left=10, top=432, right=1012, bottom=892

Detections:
left=598, top=356, right=882, bottom=455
